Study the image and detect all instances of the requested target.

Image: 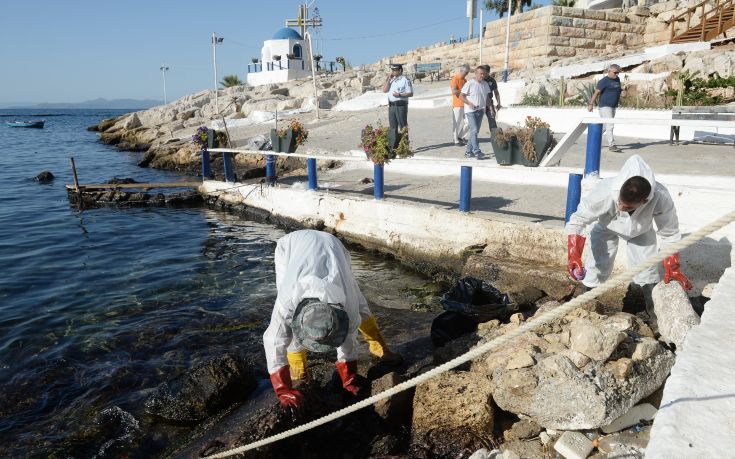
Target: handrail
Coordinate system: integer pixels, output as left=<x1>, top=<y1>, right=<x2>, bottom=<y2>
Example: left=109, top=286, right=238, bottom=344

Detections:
left=670, top=0, right=735, bottom=42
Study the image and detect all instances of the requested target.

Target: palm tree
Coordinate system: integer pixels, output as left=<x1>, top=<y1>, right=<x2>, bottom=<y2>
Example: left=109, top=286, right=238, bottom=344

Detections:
left=220, top=75, right=243, bottom=88
left=553, top=0, right=575, bottom=6
left=484, top=0, right=532, bottom=17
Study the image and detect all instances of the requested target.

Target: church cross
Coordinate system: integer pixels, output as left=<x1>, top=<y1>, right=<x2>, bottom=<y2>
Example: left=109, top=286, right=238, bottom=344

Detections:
left=285, top=3, right=322, bottom=38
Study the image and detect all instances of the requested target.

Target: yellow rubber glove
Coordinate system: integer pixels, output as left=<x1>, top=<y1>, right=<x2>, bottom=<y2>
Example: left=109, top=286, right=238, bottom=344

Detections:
left=287, top=349, right=308, bottom=381
left=358, top=315, right=388, bottom=358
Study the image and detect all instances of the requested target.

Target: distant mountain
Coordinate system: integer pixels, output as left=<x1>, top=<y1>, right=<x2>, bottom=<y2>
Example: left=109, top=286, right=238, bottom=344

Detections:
left=9, top=98, right=164, bottom=109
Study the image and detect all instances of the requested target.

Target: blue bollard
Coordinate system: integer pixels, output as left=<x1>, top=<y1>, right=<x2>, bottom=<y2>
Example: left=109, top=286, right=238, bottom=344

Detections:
left=223, top=152, right=235, bottom=182
left=201, top=150, right=212, bottom=179
left=459, top=166, right=472, bottom=212
left=584, top=123, right=603, bottom=177
left=565, top=173, right=583, bottom=223
left=374, top=163, right=384, bottom=200
left=266, top=154, right=276, bottom=185
left=307, top=158, right=317, bottom=191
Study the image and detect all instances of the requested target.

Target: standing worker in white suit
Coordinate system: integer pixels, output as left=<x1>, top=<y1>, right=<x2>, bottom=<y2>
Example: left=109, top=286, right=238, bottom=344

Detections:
left=263, top=230, right=402, bottom=410
left=566, top=155, right=693, bottom=326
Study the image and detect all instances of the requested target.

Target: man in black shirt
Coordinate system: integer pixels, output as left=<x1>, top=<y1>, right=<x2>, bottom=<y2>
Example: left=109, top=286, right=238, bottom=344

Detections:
left=481, top=65, right=502, bottom=135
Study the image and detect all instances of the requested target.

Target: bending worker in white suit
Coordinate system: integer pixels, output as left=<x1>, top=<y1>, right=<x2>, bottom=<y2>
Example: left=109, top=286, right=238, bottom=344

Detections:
left=263, top=230, right=402, bottom=410
left=566, top=155, right=692, bottom=325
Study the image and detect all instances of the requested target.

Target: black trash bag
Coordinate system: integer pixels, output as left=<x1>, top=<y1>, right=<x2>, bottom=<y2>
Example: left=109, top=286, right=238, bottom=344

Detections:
left=431, top=311, right=478, bottom=347
left=440, top=277, right=516, bottom=322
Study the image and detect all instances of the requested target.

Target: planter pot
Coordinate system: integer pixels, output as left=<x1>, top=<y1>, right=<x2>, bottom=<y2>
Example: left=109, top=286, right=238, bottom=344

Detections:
left=491, top=128, right=553, bottom=167
left=491, top=132, right=518, bottom=166
left=270, top=128, right=298, bottom=153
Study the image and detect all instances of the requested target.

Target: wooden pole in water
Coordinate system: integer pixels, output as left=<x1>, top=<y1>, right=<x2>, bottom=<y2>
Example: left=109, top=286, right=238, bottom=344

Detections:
left=70, top=157, right=83, bottom=207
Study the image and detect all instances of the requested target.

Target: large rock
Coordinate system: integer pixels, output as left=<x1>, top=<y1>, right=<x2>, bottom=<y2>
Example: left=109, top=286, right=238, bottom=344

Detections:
left=144, top=353, right=256, bottom=424
left=410, top=371, right=494, bottom=457
left=123, top=113, right=142, bottom=130
left=569, top=318, right=627, bottom=361
left=492, top=313, right=675, bottom=430
left=652, top=281, right=700, bottom=349
left=371, top=372, right=412, bottom=428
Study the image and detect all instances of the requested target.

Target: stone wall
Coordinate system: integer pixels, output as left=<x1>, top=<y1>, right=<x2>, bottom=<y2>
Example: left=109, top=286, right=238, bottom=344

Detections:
left=374, top=5, right=646, bottom=75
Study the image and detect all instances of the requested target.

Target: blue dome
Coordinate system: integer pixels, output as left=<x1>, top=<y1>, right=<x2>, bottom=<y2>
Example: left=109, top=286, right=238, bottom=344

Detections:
left=272, top=28, right=302, bottom=40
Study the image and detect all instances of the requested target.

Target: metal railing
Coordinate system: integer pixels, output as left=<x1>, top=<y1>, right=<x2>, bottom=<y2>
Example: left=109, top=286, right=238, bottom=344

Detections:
left=670, top=0, right=735, bottom=42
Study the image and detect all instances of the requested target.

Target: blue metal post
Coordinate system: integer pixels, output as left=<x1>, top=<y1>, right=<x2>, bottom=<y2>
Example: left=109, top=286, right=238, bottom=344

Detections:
left=201, top=150, right=212, bottom=179
left=459, top=166, right=473, bottom=212
left=223, top=153, right=235, bottom=182
left=307, top=158, right=317, bottom=191
left=266, top=154, right=276, bottom=185
left=565, top=173, right=583, bottom=223
left=584, top=123, right=603, bottom=177
left=374, top=164, right=384, bottom=200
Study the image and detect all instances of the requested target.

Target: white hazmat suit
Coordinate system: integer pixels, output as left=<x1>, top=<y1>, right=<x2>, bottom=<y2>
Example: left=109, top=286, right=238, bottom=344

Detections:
left=566, top=155, right=682, bottom=287
left=263, top=230, right=372, bottom=374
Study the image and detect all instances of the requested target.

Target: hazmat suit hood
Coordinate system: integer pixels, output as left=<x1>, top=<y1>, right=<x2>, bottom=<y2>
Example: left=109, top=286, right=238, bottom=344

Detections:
left=263, top=230, right=372, bottom=373
left=608, top=155, right=656, bottom=205
left=567, top=155, right=681, bottom=246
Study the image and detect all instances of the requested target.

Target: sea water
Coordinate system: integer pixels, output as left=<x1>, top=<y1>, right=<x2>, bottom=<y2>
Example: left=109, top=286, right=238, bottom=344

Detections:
left=0, top=109, right=429, bottom=456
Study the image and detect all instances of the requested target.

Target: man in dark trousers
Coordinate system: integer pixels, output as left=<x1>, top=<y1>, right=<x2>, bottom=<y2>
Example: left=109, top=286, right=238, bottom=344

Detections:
left=588, top=64, right=623, bottom=152
left=382, top=63, right=413, bottom=151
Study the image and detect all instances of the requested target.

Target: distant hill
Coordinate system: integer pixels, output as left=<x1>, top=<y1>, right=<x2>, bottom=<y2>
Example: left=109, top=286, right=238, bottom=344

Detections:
left=10, top=98, right=164, bottom=109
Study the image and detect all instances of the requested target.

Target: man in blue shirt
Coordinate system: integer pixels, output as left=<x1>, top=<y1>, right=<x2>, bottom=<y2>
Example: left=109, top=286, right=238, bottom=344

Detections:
left=588, top=64, right=623, bottom=152
left=382, top=63, right=413, bottom=151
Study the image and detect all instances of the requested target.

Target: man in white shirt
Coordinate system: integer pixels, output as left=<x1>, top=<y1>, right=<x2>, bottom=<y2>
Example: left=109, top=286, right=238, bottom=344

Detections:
left=458, top=66, right=491, bottom=159
left=382, top=63, right=413, bottom=152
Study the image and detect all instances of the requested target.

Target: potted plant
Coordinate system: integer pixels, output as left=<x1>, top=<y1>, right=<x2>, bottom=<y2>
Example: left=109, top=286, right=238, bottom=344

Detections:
left=192, top=126, right=228, bottom=149
left=491, top=116, right=556, bottom=167
left=273, top=55, right=281, bottom=61
left=270, top=119, right=308, bottom=153
left=251, top=57, right=259, bottom=64
left=286, top=53, right=296, bottom=60
left=359, top=123, right=412, bottom=165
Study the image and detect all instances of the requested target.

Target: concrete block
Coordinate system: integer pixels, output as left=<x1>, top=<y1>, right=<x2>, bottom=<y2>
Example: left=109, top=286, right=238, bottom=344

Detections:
left=601, top=403, right=657, bottom=434
left=606, top=11, right=628, bottom=22
left=548, top=25, right=560, bottom=35
left=560, top=26, right=587, bottom=38
left=551, top=16, right=574, bottom=27
left=583, top=29, right=605, bottom=40
left=583, top=9, right=606, bottom=20
left=561, top=6, right=585, bottom=18
left=573, top=18, right=591, bottom=27
left=549, top=35, right=571, bottom=46
left=554, top=431, right=594, bottom=459
left=547, top=46, right=577, bottom=58
left=653, top=281, right=700, bottom=349
left=570, top=38, right=596, bottom=48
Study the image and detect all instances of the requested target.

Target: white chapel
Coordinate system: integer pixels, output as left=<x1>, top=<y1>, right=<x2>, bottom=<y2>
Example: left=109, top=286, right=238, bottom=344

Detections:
left=246, top=27, right=313, bottom=87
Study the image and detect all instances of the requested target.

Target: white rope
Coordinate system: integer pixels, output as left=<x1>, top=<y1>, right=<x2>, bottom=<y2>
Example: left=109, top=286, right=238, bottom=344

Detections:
left=206, top=209, right=735, bottom=458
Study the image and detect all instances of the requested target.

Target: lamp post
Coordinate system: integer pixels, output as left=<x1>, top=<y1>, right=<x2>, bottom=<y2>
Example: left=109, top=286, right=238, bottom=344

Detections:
left=503, top=0, right=512, bottom=82
left=212, top=32, right=224, bottom=114
left=160, top=64, right=169, bottom=105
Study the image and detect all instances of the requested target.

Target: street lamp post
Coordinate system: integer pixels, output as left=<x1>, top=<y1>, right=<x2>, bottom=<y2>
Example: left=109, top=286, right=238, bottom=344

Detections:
left=503, top=0, right=512, bottom=82
left=212, top=32, right=224, bottom=114
left=160, top=64, right=169, bottom=105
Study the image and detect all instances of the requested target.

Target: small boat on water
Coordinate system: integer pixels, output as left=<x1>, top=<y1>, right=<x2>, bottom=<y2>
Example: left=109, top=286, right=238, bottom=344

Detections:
left=6, top=120, right=45, bottom=128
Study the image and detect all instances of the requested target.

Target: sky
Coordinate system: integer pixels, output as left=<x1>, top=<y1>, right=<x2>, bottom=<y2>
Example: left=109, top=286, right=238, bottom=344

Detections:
left=0, top=0, right=542, bottom=106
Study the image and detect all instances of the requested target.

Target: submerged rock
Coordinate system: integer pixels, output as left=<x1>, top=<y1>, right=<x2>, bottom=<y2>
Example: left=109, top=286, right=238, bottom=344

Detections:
left=144, top=353, right=256, bottom=424
left=35, top=171, right=55, bottom=183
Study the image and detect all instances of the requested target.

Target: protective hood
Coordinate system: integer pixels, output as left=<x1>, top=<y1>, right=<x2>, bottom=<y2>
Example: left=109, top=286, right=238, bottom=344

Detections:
left=609, top=155, right=656, bottom=203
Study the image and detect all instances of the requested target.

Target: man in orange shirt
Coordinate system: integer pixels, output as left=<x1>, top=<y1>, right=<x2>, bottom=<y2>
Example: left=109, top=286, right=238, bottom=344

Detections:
left=450, top=64, right=470, bottom=146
